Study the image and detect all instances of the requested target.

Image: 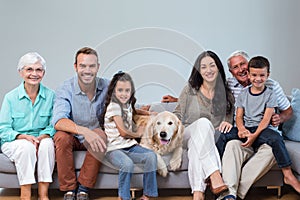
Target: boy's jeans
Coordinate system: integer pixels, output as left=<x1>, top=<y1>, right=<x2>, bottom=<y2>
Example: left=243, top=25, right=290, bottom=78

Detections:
left=216, top=126, right=292, bottom=168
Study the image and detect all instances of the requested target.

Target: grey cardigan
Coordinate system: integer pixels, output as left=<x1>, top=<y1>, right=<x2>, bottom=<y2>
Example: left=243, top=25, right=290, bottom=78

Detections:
left=174, top=84, right=233, bottom=128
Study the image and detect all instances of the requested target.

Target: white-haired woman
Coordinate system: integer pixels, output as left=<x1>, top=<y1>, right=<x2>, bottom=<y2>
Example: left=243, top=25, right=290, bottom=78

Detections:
left=0, top=52, right=55, bottom=200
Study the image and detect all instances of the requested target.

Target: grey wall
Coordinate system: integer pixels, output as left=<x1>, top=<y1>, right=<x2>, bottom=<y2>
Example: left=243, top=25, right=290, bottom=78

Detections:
left=0, top=0, right=299, bottom=104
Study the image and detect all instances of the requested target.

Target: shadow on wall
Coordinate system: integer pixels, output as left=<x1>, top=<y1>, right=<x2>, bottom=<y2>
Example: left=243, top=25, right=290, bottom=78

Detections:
left=95, top=27, right=205, bottom=104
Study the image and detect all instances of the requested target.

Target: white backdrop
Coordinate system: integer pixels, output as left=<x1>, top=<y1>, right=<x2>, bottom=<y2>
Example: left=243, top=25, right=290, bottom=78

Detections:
left=0, top=0, right=299, bottom=104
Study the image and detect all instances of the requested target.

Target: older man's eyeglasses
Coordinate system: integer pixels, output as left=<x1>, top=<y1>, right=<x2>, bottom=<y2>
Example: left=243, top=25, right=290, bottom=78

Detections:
left=22, top=67, right=44, bottom=74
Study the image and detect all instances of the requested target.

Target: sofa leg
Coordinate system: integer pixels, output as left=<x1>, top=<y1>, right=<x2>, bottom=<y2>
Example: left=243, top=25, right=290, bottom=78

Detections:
left=267, top=186, right=281, bottom=199
left=130, top=188, right=141, bottom=200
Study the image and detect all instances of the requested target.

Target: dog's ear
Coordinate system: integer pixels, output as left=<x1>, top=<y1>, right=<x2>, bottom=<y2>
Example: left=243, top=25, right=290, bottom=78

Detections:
left=176, top=117, right=184, bottom=140
left=145, top=115, right=156, bottom=144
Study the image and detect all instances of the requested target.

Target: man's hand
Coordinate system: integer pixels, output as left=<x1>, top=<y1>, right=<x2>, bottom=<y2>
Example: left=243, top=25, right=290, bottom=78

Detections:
left=271, top=106, right=293, bottom=126
left=271, top=113, right=281, bottom=127
left=161, top=95, right=178, bottom=103
left=79, top=127, right=106, bottom=152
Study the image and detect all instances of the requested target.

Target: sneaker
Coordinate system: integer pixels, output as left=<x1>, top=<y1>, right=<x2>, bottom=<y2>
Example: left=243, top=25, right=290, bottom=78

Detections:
left=222, top=195, right=236, bottom=200
left=76, top=192, right=89, bottom=200
left=64, top=191, right=76, bottom=200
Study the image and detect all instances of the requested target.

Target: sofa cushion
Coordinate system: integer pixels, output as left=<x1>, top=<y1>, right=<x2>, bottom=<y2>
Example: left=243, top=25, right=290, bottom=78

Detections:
left=285, top=140, right=300, bottom=174
left=149, top=102, right=177, bottom=113
left=74, top=149, right=189, bottom=174
left=282, top=88, right=300, bottom=142
left=0, top=153, right=16, bottom=173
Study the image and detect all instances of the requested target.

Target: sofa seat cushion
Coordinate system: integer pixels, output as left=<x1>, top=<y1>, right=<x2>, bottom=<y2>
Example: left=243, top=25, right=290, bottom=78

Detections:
left=0, top=153, right=16, bottom=173
left=285, top=140, right=300, bottom=174
left=74, top=149, right=189, bottom=174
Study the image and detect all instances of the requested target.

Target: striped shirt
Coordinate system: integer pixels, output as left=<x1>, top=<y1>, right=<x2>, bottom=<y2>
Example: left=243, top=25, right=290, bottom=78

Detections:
left=236, top=87, right=277, bottom=127
left=104, top=102, right=137, bottom=152
left=227, top=77, right=290, bottom=111
left=52, top=75, right=110, bottom=143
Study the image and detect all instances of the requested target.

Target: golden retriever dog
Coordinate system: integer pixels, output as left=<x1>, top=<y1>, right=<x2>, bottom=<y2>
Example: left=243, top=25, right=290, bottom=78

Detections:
left=139, top=111, right=184, bottom=177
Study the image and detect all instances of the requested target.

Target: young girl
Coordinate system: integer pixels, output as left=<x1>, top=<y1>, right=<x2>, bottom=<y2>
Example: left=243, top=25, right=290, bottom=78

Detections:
left=100, top=72, right=158, bottom=200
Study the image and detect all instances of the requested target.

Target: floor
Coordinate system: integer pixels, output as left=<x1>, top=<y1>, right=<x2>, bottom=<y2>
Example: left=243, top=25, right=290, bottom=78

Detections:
left=0, top=185, right=299, bottom=200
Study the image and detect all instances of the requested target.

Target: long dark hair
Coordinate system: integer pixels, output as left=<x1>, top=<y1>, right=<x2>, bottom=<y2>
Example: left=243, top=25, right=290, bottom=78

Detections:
left=99, top=71, right=137, bottom=130
left=188, top=50, right=234, bottom=115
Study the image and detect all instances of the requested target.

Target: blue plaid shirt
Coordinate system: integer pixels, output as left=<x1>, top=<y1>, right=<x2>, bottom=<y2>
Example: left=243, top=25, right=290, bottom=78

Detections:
left=52, top=75, right=110, bottom=143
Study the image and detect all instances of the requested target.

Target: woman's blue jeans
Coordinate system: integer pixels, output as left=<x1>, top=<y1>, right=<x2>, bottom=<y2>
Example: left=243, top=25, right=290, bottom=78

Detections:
left=105, top=144, right=158, bottom=200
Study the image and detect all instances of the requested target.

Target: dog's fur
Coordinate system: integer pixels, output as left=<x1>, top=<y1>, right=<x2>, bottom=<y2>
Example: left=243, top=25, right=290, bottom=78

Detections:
left=139, top=111, right=184, bottom=177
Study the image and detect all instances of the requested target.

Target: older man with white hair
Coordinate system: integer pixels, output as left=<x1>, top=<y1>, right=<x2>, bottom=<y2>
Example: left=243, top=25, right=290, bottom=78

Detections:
left=219, top=51, right=292, bottom=200
left=161, top=50, right=293, bottom=199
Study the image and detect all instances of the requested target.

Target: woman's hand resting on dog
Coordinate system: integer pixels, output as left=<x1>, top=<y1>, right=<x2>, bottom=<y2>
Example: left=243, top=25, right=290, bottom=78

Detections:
left=216, top=121, right=233, bottom=133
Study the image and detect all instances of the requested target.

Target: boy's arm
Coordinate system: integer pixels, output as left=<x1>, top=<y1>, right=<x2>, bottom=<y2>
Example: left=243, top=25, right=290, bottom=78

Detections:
left=253, top=107, right=274, bottom=135
left=236, top=107, right=250, bottom=138
left=241, top=107, right=274, bottom=147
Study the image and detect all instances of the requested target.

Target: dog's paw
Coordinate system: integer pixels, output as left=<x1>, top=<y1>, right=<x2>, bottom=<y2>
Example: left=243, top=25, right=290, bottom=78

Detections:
left=169, top=159, right=182, bottom=171
left=158, top=168, right=168, bottom=177
left=157, top=148, right=167, bottom=155
left=156, top=149, right=163, bottom=155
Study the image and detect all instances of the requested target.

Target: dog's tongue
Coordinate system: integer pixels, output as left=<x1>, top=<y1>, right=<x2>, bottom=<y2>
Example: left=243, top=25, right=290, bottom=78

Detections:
left=160, top=139, right=169, bottom=145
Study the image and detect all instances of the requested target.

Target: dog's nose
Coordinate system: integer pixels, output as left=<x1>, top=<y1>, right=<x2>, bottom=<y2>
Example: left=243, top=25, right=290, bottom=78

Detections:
left=160, top=131, right=167, bottom=138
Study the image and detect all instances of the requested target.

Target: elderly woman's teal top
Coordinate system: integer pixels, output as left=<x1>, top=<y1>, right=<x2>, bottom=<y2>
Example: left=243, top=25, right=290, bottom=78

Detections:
left=0, top=82, right=55, bottom=147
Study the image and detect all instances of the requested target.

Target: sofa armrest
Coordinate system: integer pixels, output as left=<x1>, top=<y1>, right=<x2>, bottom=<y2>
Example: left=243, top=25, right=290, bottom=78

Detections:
left=149, top=102, right=177, bottom=113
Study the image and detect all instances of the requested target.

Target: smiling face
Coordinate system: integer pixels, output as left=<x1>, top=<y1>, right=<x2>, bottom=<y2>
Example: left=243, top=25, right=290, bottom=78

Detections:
left=248, top=66, right=269, bottom=91
left=74, top=53, right=99, bottom=87
left=229, top=55, right=249, bottom=86
left=19, top=62, right=45, bottom=87
left=199, top=56, right=219, bottom=84
left=114, top=80, right=132, bottom=105
left=153, top=111, right=180, bottom=145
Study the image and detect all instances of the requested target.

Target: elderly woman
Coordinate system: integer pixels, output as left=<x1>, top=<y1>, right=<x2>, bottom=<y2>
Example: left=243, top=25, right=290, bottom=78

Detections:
left=0, top=52, right=55, bottom=200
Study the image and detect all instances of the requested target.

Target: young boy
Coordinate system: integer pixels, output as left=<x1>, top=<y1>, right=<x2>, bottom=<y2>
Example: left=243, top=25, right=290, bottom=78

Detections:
left=216, top=56, right=300, bottom=193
